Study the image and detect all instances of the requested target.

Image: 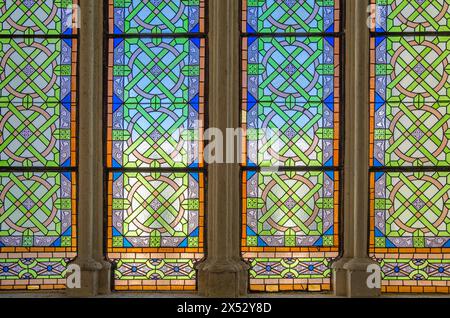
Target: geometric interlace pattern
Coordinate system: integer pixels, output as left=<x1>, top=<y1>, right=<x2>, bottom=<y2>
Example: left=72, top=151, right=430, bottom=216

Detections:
left=0, top=0, right=77, bottom=291
left=373, top=0, right=450, bottom=32
left=107, top=0, right=206, bottom=291
left=110, top=0, right=204, bottom=34
left=370, top=2, right=450, bottom=293
left=242, top=1, right=341, bottom=292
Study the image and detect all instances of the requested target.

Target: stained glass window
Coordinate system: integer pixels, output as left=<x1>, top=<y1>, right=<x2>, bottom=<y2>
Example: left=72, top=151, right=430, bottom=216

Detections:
left=0, top=1, right=78, bottom=290
left=106, top=0, right=206, bottom=291
left=370, top=0, right=450, bottom=293
left=241, top=0, right=341, bottom=292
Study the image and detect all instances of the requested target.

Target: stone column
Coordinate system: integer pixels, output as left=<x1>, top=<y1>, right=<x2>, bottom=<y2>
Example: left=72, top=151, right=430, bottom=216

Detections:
left=332, top=0, right=381, bottom=297
left=67, top=0, right=111, bottom=297
left=196, top=0, right=249, bottom=297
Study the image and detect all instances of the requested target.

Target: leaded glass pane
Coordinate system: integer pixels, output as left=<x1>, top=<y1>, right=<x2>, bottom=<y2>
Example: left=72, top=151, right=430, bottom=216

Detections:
left=371, top=172, right=450, bottom=249
left=243, top=36, right=340, bottom=167
left=0, top=172, right=75, bottom=248
left=108, top=172, right=203, bottom=249
left=242, top=0, right=340, bottom=33
left=243, top=171, right=338, bottom=248
left=373, top=36, right=450, bottom=105
left=111, top=38, right=203, bottom=106
left=109, top=0, right=205, bottom=34
left=370, top=171, right=450, bottom=292
left=0, top=258, right=72, bottom=285
left=371, top=36, right=450, bottom=167
left=107, top=37, right=205, bottom=169
left=373, top=0, right=450, bottom=32
left=0, top=102, right=75, bottom=167
left=0, top=0, right=77, bottom=35
left=0, top=172, right=76, bottom=289
left=371, top=101, right=450, bottom=167
left=108, top=102, right=203, bottom=168
left=0, top=38, right=77, bottom=106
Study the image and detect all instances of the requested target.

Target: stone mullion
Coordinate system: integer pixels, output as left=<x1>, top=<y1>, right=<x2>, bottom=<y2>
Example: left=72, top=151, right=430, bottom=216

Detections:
left=332, top=0, right=381, bottom=297
left=67, top=0, right=111, bottom=297
left=196, top=0, right=249, bottom=297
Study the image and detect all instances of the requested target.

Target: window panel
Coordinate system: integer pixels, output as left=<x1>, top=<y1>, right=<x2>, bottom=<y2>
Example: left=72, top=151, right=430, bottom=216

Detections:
left=371, top=35, right=450, bottom=168
left=0, top=258, right=71, bottom=284
left=373, top=36, right=450, bottom=105
left=0, top=0, right=77, bottom=35
left=372, top=0, right=450, bottom=33
left=108, top=36, right=205, bottom=169
left=241, top=0, right=341, bottom=293
left=107, top=171, right=204, bottom=291
left=371, top=171, right=450, bottom=249
left=244, top=36, right=337, bottom=104
left=108, top=102, right=203, bottom=169
left=242, top=0, right=340, bottom=33
left=0, top=172, right=76, bottom=249
left=243, top=35, right=340, bottom=167
left=242, top=171, right=338, bottom=249
left=108, top=172, right=203, bottom=250
left=110, top=37, right=204, bottom=106
left=0, top=1, right=78, bottom=291
left=0, top=38, right=77, bottom=106
left=247, top=257, right=334, bottom=289
left=0, top=102, right=76, bottom=168
left=370, top=1, right=450, bottom=294
left=109, top=0, right=205, bottom=34
left=106, top=0, right=206, bottom=291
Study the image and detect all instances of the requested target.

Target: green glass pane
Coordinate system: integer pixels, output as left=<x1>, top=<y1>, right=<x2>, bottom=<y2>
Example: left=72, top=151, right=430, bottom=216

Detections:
left=111, top=0, right=204, bottom=34
left=244, top=0, right=338, bottom=33
left=374, top=0, right=450, bottom=32
left=0, top=0, right=77, bottom=35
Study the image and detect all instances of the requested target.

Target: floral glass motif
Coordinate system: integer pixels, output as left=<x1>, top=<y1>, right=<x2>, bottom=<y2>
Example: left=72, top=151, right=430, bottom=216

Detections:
left=372, top=0, right=450, bottom=32
left=370, top=1, right=450, bottom=294
left=107, top=0, right=206, bottom=291
left=241, top=1, right=341, bottom=293
left=0, top=1, right=78, bottom=291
